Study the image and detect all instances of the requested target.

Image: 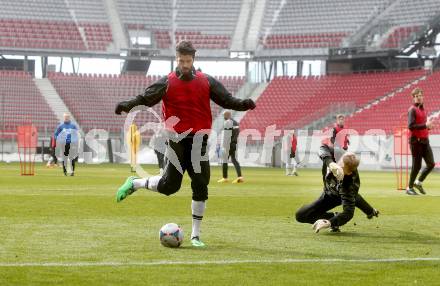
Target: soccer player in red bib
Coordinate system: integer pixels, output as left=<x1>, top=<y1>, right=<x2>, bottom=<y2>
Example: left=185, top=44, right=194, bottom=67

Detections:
left=406, top=88, right=435, bottom=195
left=114, top=41, right=256, bottom=247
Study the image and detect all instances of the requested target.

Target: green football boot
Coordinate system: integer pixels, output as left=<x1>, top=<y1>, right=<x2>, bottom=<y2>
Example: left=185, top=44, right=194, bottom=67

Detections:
left=191, top=236, right=206, bottom=248
left=116, top=176, right=138, bottom=202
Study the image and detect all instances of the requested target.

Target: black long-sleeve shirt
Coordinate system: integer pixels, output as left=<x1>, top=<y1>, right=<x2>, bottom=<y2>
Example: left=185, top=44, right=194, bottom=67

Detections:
left=319, top=144, right=335, bottom=167
left=319, top=144, right=358, bottom=227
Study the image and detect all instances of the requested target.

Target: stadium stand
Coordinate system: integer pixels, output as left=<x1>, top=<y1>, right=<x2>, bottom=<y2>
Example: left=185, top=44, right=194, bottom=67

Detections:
left=260, top=0, right=389, bottom=49
left=240, top=69, right=426, bottom=134
left=118, top=0, right=172, bottom=49
left=48, top=73, right=161, bottom=132
left=48, top=73, right=245, bottom=132
left=375, top=0, right=440, bottom=49
left=174, top=0, right=242, bottom=49
left=117, top=0, right=172, bottom=31
left=1, top=0, right=437, bottom=52
left=0, top=70, right=58, bottom=133
left=0, top=0, right=112, bottom=51
left=344, top=71, right=440, bottom=134
left=384, top=0, right=440, bottom=26
left=0, top=1, right=438, bottom=136
left=117, top=0, right=241, bottom=49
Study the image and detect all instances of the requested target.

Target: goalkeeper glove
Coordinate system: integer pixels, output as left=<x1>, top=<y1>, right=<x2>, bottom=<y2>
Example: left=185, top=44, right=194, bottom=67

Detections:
left=312, top=219, right=331, bottom=233
left=367, top=209, right=380, bottom=219
left=329, top=162, right=344, bottom=181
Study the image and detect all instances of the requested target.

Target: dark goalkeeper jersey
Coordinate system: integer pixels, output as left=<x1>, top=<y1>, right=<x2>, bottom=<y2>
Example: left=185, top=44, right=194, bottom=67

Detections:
left=321, top=144, right=359, bottom=227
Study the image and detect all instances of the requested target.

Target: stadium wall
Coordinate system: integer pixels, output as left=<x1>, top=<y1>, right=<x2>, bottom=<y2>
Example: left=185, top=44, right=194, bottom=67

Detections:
left=1, top=134, right=439, bottom=171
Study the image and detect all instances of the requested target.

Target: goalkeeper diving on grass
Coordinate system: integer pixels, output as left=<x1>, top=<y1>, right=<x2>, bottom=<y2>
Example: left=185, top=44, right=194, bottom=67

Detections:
left=296, top=152, right=378, bottom=233
left=318, top=127, right=380, bottom=225
left=114, top=41, right=256, bottom=247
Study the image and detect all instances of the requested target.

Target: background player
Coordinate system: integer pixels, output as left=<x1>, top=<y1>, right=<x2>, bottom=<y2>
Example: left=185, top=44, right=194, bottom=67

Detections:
left=217, top=110, right=243, bottom=183
left=54, top=113, right=78, bottom=176
left=406, top=88, right=435, bottom=195
left=283, top=130, right=299, bottom=176
left=46, top=134, right=58, bottom=168
left=114, top=41, right=256, bottom=247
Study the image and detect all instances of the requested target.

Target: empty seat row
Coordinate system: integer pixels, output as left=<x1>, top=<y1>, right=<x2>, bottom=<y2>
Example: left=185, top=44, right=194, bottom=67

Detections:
left=0, top=70, right=58, bottom=133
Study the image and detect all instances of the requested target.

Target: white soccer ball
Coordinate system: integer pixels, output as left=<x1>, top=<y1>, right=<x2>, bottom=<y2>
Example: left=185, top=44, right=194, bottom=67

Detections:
left=159, top=223, right=184, bottom=248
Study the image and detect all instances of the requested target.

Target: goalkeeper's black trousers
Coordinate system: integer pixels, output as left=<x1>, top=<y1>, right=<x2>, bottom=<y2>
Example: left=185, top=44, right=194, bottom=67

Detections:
left=296, top=191, right=340, bottom=224
left=295, top=191, right=375, bottom=225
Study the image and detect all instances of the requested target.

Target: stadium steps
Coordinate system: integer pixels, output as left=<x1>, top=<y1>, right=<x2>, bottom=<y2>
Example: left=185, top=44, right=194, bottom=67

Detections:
left=33, top=78, right=81, bottom=130
left=259, top=0, right=284, bottom=50
left=103, top=0, right=128, bottom=51
left=77, top=26, right=89, bottom=50
left=230, top=0, right=253, bottom=51
left=245, top=0, right=267, bottom=51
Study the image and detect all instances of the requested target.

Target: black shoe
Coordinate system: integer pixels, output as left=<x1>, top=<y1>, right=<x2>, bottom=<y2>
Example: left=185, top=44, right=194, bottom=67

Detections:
left=406, top=188, right=418, bottom=195
left=70, top=173, right=74, bottom=176
left=413, top=183, right=426, bottom=195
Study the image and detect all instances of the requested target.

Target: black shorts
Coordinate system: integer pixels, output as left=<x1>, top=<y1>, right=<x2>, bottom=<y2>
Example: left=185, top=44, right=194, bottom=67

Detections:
left=157, top=134, right=210, bottom=201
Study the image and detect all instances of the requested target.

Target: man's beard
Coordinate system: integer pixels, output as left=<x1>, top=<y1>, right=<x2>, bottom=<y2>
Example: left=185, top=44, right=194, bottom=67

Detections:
left=178, top=67, right=193, bottom=80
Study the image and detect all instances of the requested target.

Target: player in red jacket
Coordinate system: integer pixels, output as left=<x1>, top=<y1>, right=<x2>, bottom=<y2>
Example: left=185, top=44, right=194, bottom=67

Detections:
left=406, top=88, right=435, bottom=195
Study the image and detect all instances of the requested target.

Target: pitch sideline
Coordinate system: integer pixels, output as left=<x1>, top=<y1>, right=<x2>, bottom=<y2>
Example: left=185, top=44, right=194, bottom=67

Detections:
left=0, top=257, right=439, bottom=267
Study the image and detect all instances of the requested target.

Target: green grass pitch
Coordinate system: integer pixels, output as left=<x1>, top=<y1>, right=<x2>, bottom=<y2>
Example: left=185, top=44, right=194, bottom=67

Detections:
left=0, top=162, right=439, bottom=285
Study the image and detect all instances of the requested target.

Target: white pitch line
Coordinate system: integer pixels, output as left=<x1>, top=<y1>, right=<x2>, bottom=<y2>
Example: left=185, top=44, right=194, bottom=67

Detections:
left=0, top=257, right=439, bottom=267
